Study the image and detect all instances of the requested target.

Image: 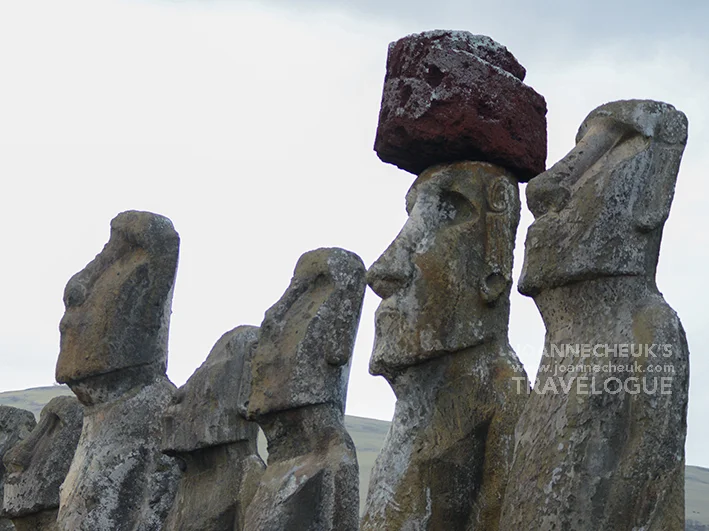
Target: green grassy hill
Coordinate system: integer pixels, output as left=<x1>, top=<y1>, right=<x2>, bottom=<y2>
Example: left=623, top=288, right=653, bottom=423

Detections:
left=1, top=386, right=706, bottom=526
left=0, top=385, right=74, bottom=417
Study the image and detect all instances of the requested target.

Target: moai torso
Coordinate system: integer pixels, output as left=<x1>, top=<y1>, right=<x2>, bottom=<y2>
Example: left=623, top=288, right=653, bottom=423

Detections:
left=500, top=100, right=690, bottom=531
left=238, top=248, right=366, bottom=531
left=55, top=210, right=181, bottom=531
left=0, top=406, right=36, bottom=531
left=362, top=30, right=542, bottom=531
left=1, top=397, right=83, bottom=531
left=161, top=325, right=265, bottom=531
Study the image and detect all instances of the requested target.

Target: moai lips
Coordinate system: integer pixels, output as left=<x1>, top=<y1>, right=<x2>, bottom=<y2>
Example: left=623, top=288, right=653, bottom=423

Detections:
left=1, top=397, right=83, bottom=531
left=239, top=248, right=366, bottom=531
left=501, top=100, right=690, bottom=531
left=374, top=30, right=547, bottom=181
left=161, top=326, right=265, bottom=531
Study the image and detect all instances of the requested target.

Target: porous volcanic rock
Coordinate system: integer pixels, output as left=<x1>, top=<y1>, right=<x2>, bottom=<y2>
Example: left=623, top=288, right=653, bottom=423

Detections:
left=374, top=30, right=547, bottom=181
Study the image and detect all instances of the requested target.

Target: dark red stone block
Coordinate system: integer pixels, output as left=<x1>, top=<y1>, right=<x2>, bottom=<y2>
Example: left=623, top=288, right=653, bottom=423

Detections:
left=374, top=30, right=548, bottom=182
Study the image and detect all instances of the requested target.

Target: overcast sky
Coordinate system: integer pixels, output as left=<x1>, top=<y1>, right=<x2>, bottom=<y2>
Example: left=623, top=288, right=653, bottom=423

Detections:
left=1, top=0, right=707, bottom=467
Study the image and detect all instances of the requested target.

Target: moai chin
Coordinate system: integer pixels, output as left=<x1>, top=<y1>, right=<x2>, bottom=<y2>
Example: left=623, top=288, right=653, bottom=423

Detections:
left=55, top=210, right=181, bottom=531
left=500, top=100, right=690, bottom=531
left=238, top=247, right=367, bottom=531
left=1, top=397, right=83, bottom=531
left=361, top=162, right=528, bottom=531
left=161, top=325, right=265, bottom=531
left=0, top=406, right=36, bottom=531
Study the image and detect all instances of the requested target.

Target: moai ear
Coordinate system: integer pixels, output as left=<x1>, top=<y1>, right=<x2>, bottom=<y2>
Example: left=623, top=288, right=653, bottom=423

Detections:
left=481, top=176, right=520, bottom=304
left=632, top=109, right=688, bottom=233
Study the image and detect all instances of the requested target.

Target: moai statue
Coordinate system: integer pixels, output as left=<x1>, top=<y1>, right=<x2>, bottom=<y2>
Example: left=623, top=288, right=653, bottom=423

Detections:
left=161, top=325, right=265, bottom=531
left=1, top=397, right=83, bottom=531
left=499, top=100, right=690, bottom=531
left=361, top=30, right=543, bottom=531
left=238, top=248, right=367, bottom=531
left=0, top=406, right=36, bottom=531
left=55, top=210, right=181, bottom=531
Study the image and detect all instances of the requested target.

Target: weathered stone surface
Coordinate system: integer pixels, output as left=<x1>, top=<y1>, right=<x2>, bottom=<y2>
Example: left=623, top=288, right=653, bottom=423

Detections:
left=1, top=397, right=83, bottom=531
left=361, top=161, right=528, bottom=531
left=0, top=407, right=36, bottom=531
left=8, top=510, right=57, bottom=531
left=240, top=248, right=367, bottom=418
left=239, top=248, right=366, bottom=531
left=58, top=380, right=179, bottom=531
left=165, top=444, right=264, bottom=531
left=163, top=326, right=262, bottom=453
left=162, top=326, right=265, bottom=531
left=55, top=210, right=180, bottom=531
left=56, top=210, right=180, bottom=387
left=374, top=30, right=547, bottom=181
left=501, top=100, right=689, bottom=530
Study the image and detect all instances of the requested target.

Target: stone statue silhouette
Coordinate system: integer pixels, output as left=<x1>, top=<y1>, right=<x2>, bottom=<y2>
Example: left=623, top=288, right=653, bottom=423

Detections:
left=362, top=162, right=528, bottom=531
left=501, top=100, right=690, bottom=531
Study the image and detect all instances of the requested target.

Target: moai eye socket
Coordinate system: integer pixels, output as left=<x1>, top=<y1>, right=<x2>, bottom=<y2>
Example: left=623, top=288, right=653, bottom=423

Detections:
left=438, top=190, right=479, bottom=225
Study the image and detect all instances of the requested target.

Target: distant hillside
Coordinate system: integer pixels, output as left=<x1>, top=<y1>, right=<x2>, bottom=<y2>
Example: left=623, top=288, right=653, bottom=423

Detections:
left=0, top=385, right=73, bottom=417
left=1, top=386, right=707, bottom=525
left=687, top=466, right=709, bottom=528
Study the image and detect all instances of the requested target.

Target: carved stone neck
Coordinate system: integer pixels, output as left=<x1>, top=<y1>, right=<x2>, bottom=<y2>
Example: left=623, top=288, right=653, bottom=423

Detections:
left=67, top=362, right=165, bottom=406
left=258, top=403, right=346, bottom=463
left=173, top=440, right=258, bottom=474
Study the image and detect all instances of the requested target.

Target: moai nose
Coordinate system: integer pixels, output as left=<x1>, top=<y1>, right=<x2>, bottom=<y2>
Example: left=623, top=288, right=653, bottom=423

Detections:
left=367, top=242, right=413, bottom=300
left=527, top=117, right=631, bottom=218
left=526, top=176, right=571, bottom=217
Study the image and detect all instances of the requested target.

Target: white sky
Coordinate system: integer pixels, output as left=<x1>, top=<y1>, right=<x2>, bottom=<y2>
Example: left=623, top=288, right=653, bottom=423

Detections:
left=1, top=0, right=707, bottom=467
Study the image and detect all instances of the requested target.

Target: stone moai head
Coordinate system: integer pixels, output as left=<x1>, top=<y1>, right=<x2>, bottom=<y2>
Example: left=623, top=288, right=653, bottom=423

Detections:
left=162, top=326, right=260, bottom=455
left=367, top=162, right=520, bottom=380
left=238, top=248, right=367, bottom=420
left=0, top=408, right=35, bottom=460
left=0, top=407, right=36, bottom=514
left=1, top=397, right=83, bottom=519
left=56, top=210, right=180, bottom=404
left=518, top=99, right=688, bottom=296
